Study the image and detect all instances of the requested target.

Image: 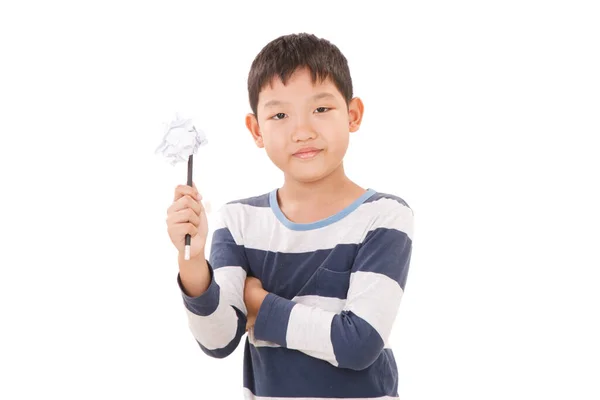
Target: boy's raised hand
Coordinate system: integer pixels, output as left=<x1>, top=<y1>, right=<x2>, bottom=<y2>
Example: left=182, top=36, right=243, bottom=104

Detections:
left=166, top=183, right=208, bottom=259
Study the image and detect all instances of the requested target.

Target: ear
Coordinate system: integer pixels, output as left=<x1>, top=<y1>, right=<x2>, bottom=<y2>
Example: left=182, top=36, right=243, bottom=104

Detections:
left=245, top=113, right=264, bottom=148
left=348, top=97, right=364, bottom=132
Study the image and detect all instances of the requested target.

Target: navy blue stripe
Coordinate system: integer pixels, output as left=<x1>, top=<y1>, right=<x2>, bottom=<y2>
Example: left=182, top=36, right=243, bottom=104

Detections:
left=210, top=227, right=249, bottom=272
left=198, top=306, right=247, bottom=359
left=331, top=310, right=385, bottom=370
left=252, top=293, right=294, bottom=347
left=364, top=191, right=411, bottom=209
left=178, top=268, right=219, bottom=316
left=357, top=228, right=412, bottom=290
left=316, top=267, right=351, bottom=299
left=228, top=193, right=270, bottom=207
left=243, top=341, right=398, bottom=398
left=245, top=247, right=351, bottom=299
left=244, top=228, right=411, bottom=300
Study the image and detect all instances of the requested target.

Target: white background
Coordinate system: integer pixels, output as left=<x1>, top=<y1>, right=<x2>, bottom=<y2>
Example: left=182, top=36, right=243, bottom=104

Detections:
left=1, top=1, right=599, bottom=399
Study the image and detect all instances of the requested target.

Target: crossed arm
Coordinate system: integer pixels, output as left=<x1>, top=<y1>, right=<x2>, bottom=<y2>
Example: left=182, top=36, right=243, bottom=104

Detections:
left=179, top=207, right=413, bottom=370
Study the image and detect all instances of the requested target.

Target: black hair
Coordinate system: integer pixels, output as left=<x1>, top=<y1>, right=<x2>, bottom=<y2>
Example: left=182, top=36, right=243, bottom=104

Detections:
left=247, top=33, right=353, bottom=116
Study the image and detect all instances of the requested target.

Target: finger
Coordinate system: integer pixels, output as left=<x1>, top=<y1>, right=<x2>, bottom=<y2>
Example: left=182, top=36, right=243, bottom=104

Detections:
left=192, top=182, right=203, bottom=200
left=170, top=208, right=201, bottom=227
left=177, top=223, right=198, bottom=237
left=170, top=221, right=197, bottom=235
left=190, top=182, right=204, bottom=201
left=167, top=208, right=202, bottom=229
left=168, top=195, right=203, bottom=215
left=173, top=184, right=200, bottom=202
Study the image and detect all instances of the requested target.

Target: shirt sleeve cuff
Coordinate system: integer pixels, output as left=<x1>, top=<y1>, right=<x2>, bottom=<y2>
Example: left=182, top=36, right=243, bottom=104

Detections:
left=177, top=261, right=220, bottom=316
left=253, top=293, right=295, bottom=347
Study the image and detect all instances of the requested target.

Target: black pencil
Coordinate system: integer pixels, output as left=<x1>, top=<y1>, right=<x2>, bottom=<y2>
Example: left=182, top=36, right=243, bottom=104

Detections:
left=185, top=153, right=193, bottom=260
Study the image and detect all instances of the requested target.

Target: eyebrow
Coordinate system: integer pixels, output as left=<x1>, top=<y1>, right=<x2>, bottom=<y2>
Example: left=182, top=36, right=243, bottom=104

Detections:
left=263, top=92, right=337, bottom=109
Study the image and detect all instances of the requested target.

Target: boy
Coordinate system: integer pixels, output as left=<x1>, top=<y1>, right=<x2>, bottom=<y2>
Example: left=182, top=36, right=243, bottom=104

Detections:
left=166, top=33, right=414, bottom=399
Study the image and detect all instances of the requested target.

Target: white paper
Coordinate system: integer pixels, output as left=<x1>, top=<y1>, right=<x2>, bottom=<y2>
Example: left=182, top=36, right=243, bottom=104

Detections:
left=155, top=113, right=208, bottom=165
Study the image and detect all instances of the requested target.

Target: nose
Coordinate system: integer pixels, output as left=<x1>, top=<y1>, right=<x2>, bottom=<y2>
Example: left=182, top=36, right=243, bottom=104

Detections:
left=291, top=120, right=316, bottom=142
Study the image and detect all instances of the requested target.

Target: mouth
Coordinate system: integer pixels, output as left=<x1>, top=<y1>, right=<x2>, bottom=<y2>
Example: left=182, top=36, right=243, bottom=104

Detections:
left=292, top=148, right=322, bottom=159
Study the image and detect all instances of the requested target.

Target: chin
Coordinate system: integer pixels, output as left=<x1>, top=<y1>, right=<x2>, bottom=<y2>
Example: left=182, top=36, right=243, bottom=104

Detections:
left=287, top=164, right=341, bottom=183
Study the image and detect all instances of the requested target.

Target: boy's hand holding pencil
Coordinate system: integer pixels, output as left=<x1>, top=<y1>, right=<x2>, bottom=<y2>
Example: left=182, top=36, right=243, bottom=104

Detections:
left=166, top=182, right=208, bottom=260
left=155, top=113, right=208, bottom=260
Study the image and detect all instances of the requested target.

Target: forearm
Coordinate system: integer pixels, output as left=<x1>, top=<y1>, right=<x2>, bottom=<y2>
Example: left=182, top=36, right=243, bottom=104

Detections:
left=177, top=208, right=251, bottom=359
left=178, top=253, right=247, bottom=359
left=252, top=288, right=398, bottom=371
left=178, top=251, right=210, bottom=297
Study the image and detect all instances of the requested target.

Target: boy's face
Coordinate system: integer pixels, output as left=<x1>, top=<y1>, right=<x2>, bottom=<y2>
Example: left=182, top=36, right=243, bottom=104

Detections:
left=246, top=67, right=363, bottom=184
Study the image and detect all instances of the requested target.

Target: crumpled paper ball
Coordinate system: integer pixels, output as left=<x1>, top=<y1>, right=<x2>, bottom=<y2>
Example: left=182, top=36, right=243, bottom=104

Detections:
left=155, top=113, right=208, bottom=165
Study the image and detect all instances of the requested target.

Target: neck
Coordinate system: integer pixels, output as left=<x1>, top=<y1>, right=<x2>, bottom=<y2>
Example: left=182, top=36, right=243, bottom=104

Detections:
left=279, top=164, right=361, bottom=205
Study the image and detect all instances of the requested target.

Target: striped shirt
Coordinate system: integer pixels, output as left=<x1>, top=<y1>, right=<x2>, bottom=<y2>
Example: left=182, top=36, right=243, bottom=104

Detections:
left=177, top=188, right=414, bottom=399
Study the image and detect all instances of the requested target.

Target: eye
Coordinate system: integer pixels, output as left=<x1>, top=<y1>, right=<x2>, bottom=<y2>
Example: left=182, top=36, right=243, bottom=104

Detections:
left=271, top=113, right=286, bottom=120
left=315, top=107, right=330, bottom=113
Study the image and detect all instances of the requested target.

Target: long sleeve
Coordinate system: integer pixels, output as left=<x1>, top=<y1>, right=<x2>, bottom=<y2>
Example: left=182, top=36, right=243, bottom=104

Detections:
left=178, top=208, right=249, bottom=359
left=252, top=205, right=413, bottom=370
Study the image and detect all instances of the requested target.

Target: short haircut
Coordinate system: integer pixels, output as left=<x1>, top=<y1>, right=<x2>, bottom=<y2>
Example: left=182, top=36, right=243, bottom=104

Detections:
left=247, top=33, right=353, bottom=117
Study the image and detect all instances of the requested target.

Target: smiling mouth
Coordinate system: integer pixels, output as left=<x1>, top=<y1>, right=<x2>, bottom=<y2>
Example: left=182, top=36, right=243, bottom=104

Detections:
left=293, top=149, right=322, bottom=159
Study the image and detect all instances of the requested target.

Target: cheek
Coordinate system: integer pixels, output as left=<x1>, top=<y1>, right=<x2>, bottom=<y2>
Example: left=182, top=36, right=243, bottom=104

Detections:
left=262, top=135, right=289, bottom=166
left=262, top=123, right=292, bottom=149
left=330, top=136, right=349, bottom=158
left=262, top=134, right=284, bottom=152
left=320, top=121, right=350, bottom=151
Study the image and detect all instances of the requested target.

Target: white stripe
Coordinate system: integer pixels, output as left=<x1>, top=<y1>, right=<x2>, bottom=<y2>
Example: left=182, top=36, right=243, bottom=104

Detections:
left=293, top=295, right=393, bottom=350
left=286, top=303, right=337, bottom=366
left=296, top=293, right=393, bottom=349
left=247, top=295, right=343, bottom=349
left=247, top=328, right=279, bottom=348
left=249, top=335, right=392, bottom=351
left=292, top=295, right=346, bottom=313
left=219, top=198, right=412, bottom=253
left=344, top=271, right=404, bottom=343
left=185, top=267, right=247, bottom=350
left=214, top=266, right=247, bottom=315
left=186, top=294, right=238, bottom=350
left=243, top=388, right=399, bottom=399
